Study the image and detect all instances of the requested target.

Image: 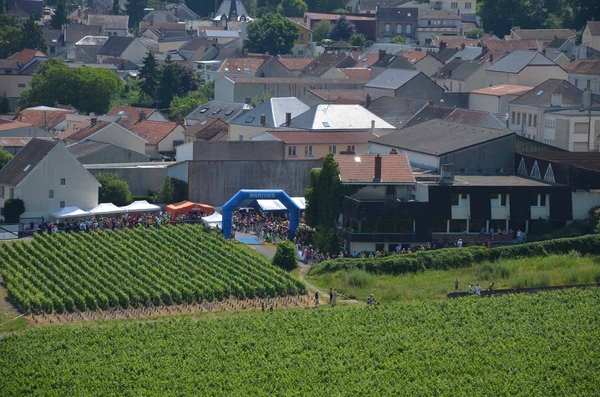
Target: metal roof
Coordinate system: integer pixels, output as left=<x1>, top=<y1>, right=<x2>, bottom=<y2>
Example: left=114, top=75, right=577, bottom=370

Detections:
left=365, top=68, right=421, bottom=89
left=487, top=50, right=557, bottom=74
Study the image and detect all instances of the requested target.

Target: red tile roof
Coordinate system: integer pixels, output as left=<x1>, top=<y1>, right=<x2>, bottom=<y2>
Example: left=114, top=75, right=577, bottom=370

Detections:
left=470, top=84, right=533, bottom=96
left=57, top=120, right=111, bottom=141
left=339, top=68, right=372, bottom=79
left=265, top=130, right=376, bottom=144
left=443, top=108, right=487, bottom=125
left=0, top=137, right=53, bottom=146
left=335, top=154, right=415, bottom=183
left=305, top=12, right=375, bottom=21
left=0, top=120, right=34, bottom=131
left=107, top=105, right=156, bottom=120
left=184, top=117, right=228, bottom=140
left=564, top=57, right=600, bottom=75
left=218, top=58, right=267, bottom=73
left=277, top=57, right=313, bottom=71
left=8, top=49, right=47, bottom=64
left=17, top=108, right=74, bottom=129
left=354, top=53, right=380, bottom=68
left=125, top=120, right=180, bottom=144
left=402, top=51, right=427, bottom=64
left=483, top=40, right=541, bottom=61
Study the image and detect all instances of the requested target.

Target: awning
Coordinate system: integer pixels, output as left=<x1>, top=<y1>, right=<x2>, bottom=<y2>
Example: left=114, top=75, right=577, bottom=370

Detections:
left=89, top=203, right=126, bottom=215
left=50, top=206, right=92, bottom=219
left=256, top=197, right=306, bottom=211
left=165, top=200, right=215, bottom=217
left=202, top=212, right=222, bottom=228
left=120, top=200, right=161, bottom=213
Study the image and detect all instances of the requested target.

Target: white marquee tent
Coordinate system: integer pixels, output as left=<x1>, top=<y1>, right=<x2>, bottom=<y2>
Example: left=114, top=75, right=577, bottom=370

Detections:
left=256, top=197, right=306, bottom=212
left=120, top=200, right=161, bottom=213
left=90, top=203, right=126, bottom=215
left=50, top=207, right=92, bottom=219
left=202, top=212, right=222, bottom=228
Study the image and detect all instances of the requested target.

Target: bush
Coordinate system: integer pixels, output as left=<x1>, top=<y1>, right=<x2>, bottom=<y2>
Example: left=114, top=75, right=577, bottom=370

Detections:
left=272, top=240, right=298, bottom=271
left=3, top=198, right=25, bottom=223
left=309, top=234, right=600, bottom=276
left=96, top=173, right=132, bottom=206
left=153, top=177, right=188, bottom=204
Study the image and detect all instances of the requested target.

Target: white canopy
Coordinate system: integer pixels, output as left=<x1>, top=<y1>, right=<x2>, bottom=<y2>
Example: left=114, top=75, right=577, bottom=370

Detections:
left=202, top=212, right=222, bottom=228
left=256, top=197, right=306, bottom=211
left=89, top=203, right=126, bottom=215
left=119, top=200, right=161, bottom=213
left=50, top=206, right=92, bottom=219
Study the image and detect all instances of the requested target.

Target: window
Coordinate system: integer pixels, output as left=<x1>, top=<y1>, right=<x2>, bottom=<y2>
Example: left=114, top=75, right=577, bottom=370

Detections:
left=18, top=83, right=26, bottom=88
left=528, top=114, right=532, bottom=127
left=50, top=47, right=55, bottom=53
left=298, top=50, right=304, bottom=55
left=530, top=161, right=541, bottom=179
left=375, top=244, right=385, bottom=252
left=0, top=186, right=4, bottom=198
left=396, top=220, right=415, bottom=233
left=328, top=145, right=337, bottom=154
left=531, top=194, right=547, bottom=207
left=543, top=164, right=555, bottom=183
left=299, top=33, right=304, bottom=42
left=469, top=220, right=486, bottom=233
left=396, top=24, right=402, bottom=34
left=304, top=145, right=313, bottom=157
left=540, top=194, right=546, bottom=207
left=288, top=146, right=297, bottom=157
left=60, top=178, right=66, bottom=186
left=322, top=121, right=330, bottom=127
left=349, top=145, right=356, bottom=152
left=449, top=219, right=467, bottom=233
left=516, top=113, right=521, bottom=125
left=244, top=116, right=255, bottom=123
left=211, top=109, right=221, bottom=115
left=9, top=188, right=14, bottom=198
left=5, top=70, right=12, bottom=74
left=491, top=193, right=507, bottom=206
left=225, top=110, right=234, bottom=116
left=574, top=78, right=578, bottom=87
left=60, top=201, right=66, bottom=208
left=406, top=24, right=411, bottom=34
left=451, top=193, right=460, bottom=206
left=385, top=24, right=390, bottom=32
left=451, top=2, right=458, bottom=8
left=244, top=97, right=251, bottom=104
left=517, top=158, right=528, bottom=175
left=49, top=190, right=54, bottom=199
left=431, top=220, right=448, bottom=233
left=361, top=219, right=377, bottom=233
left=511, top=112, right=515, bottom=124
left=199, top=108, right=208, bottom=113
left=465, top=2, right=472, bottom=8
left=587, top=80, right=591, bottom=90
left=533, top=115, right=537, bottom=127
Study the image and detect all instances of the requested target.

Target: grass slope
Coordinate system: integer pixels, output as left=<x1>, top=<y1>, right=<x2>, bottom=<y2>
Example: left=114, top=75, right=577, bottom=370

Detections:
left=0, top=289, right=598, bottom=396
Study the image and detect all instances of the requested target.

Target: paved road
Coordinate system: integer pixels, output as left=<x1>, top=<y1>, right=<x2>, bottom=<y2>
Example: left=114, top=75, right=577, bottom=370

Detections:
left=237, top=232, right=310, bottom=268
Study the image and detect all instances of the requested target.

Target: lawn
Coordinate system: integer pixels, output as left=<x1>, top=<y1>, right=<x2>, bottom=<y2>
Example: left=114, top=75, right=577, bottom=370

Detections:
left=306, top=254, right=600, bottom=302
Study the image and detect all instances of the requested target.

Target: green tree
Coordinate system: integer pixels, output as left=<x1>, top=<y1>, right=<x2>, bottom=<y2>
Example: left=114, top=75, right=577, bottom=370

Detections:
left=349, top=33, right=365, bottom=48
left=313, top=19, right=331, bottom=42
left=243, top=13, right=298, bottom=55
left=390, top=35, right=407, bottom=44
left=153, top=177, right=188, bottom=204
left=328, top=15, right=355, bottom=41
left=50, top=0, right=68, bottom=29
left=96, top=173, right=133, bottom=206
left=272, top=240, right=298, bottom=271
left=3, top=198, right=25, bottom=223
left=277, top=0, right=308, bottom=17
left=112, top=79, right=155, bottom=108
left=126, top=0, right=146, bottom=28
left=139, top=52, right=160, bottom=101
left=0, top=146, right=13, bottom=168
left=250, top=90, right=270, bottom=108
left=21, top=15, right=47, bottom=53
left=113, top=0, right=121, bottom=15
left=0, top=92, right=10, bottom=113
left=466, top=28, right=485, bottom=39
left=0, top=0, right=6, bottom=14
left=168, top=81, right=214, bottom=120
left=157, top=55, right=183, bottom=111
left=0, top=16, right=23, bottom=58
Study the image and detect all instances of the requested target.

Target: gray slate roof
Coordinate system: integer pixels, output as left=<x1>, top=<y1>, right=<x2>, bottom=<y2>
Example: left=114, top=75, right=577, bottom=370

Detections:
left=230, top=98, right=309, bottom=128
left=365, top=68, right=421, bottom=89
left=66, top=141, right=111, bottom=157
left=186, top=100, right=248, bottom=123
left=0, top=138, right=58, bottom=187
left=370, top=119, right=514, bottom=155
left=301, top=53, right=357, bottom=77
left=435, top=59, right=485, bottom=81
left=372, top=53, right=415, bottom=70
left=96, top=36, right=135, bottom=56
left=509, top=79, right=583, bottom=108
left=487, top=50, right=557, bottom=73
left=65, top=24, right=104, bottom=44
left=402, top=105, right=454, bottom=129
left=377, top=7, right=418, bottom=20
left=366, top=96, right=428, bottom=128
left=512, top=29, right=575, bottom=41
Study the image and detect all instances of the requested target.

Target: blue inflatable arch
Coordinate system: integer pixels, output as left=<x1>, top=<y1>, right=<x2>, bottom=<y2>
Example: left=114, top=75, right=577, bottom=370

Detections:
left=222, top=189, right=301, bottom=239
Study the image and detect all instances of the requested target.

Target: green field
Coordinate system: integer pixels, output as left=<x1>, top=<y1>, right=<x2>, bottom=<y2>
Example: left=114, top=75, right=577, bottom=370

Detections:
left=0, top=226, right=305, bottom=314
left=307, top=254, right=600, bottom=302
left=0, top=289, right=598, bottom=395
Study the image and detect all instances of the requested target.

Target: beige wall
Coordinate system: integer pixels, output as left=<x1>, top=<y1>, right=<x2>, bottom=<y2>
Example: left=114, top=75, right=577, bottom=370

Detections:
left=89, top=124, right=148, bottom=154
left=229, top=124, right=269, bottom=141
left=321, top=67, right=347, bottom=79
left=508, top=104, right=543, bottom=140
left=283, top=143, right=369, bottom=160
left=569, top=72, right=600, bottom=95
left=486, top=66, right=567, bottom=87
left=582, top=26, right=600, bottom=52
left=414, top=55, right=443, bottom=78
left=157, top=125, right=186, bottom=152
left=0, top=75, right=33, bottom=100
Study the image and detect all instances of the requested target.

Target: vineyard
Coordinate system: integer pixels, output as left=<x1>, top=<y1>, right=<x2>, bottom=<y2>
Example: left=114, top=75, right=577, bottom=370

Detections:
left=0, top=289, right=598, bottom=395
left=0, top=225, right=305, bottom=314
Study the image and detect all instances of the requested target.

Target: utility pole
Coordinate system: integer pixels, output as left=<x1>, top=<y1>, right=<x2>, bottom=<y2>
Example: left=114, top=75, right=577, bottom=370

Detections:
left=583, top=89, right=592, bottom=150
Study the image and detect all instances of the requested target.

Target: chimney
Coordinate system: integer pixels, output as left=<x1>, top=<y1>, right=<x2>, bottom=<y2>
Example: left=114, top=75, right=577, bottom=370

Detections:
left=260, top=114, right=266, bottom=125
left=440, top=99, right=445, bottom=108
left=551, top=93, right=562, bottom=107
left=243, top=48, right=248, bottom=57
left=373, top=154, right=382, bottom=183
left=461, top=43, right=465, bottom=50
left=90, top=117, right=97, bottom=126
left=448, top=70, right=452, bottom=78
left=15, top=106, right=20, bottom=115
left=138, top=110, right=146, bottom=122
left=285, top=112, right=291, bottom=126
left=77, top=6, right=81, bottom=16
left=489, top=53, right=493, bottom=63
left=440, top=163, right=455, bottom=184
left=264, top=52, right=269, bottom=56
left=371, top=120, right=375, bottom=134
left=365, top=93, right=372, bottom=107
left=378, top=49, right=386, bottom=61
left=389, top=148, right=398, bottom=154
left=439, top=41, right=447, bottom=50
left=542, top=49, right=546, bottom=56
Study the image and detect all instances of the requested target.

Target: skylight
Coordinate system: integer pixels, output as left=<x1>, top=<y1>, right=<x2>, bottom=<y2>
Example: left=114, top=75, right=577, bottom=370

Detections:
left=225, top=110, right=234, bottom=116
left=536, top=90, right=544, bottom=96
left=322, top=121, right=330, bottom=127
left=118, top=110, right=125, bottom=115
left=23, top=164, right=31, bottom=172
left=199, top=108, right=208, bottom=113
left=243, top=67, right=250, bottom=71
left=245, top=116, right=255, bottom=123
left=224, top=67, right=230, bottom=71
left=200, top=120, right=207, bottom=125
left=354, top=156, right=361, bottom=163
left=212, top=109, right=221, bottom=115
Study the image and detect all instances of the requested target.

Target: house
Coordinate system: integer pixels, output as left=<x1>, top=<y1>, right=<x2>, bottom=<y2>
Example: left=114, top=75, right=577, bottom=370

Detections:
left=401, top=50, right=444, bottom=77
left=582, top=21, right=600, bottom=52
left=469, top=84, right=532, bottom=115
left=209, top=55, right=288, bottom=81
left=485, top=50, right=567, bottom=87
left=87, top=14, right=130, bottom=37
left=364, top=69, right=443, bottom=102
left=305, top=13, right=376, bottom=40
left=165, top=3, right=199, bottom=22
left=185, top=100, right=248, bottom=126
left=183, top=117, right=229, bottom=143
left=213, top=0, right=250, bottom=24
left=15, top=106, right=75, bottom=133
left=376, top=7, right=418, bottom=43
left=539, top=109, right=600, bottom=151
left=214, top=77, right=371, bottom=103
left=347, top=0, right=410, bottom=14
left=142, top=2, right=180, bottom=25
left=202, top=30, right=239, bottom=45
left=139, top=22, right=186, bottom=37
left=429, top=0, right=476, bottom=14
left=57, top=119, right=147, bottom=155
left=0, top=139, right=100, bottom=221
left=124, top=120, right=185, bottom=158
left=416, top=10, right=462, bottom=47
left=369, top=119, right=515, bottom=172
left=508, top=29, right=575, bottom=44
left=74, top=35, right=109, bottom=63
left=364, top=96, right=428, bottom=129
left=433, top=58, right=489, bottom=92
left=228, top=97, right=310, bottom=141
left=67, top=141, right=151, bottom=164
left=64, top=24, right=105, bottom=61
left=304, top=89, right=365, bottom=107
left=300, top=52, right=358, bottom=78
left=251, top=130, right=378, bottom=159
left=338, top=68, right=372, bottom=79
left=370, top=50, right=416, bottom=77
left=544, top=36, right=578, bottom=64
left=276, top=58, right=314, bottom=77
left=0, top=49, right=47, bottom=109
left=284, top=104, right=396, bottom=135
left=0, top=121, right=53, bottom=138
left=566, top=57, right=600, bottom=95
left=5, top=0, right=43, bottom=19
left=41, top=28, right=65, bottom=58
left=360, top=43, right=414, bottom=57
left=96, top=36, right=153, bottom=65
left=287, top=18, right=314, bottom=57
left=507, top=79, right=587, bottom=142
left=106, top=105, right=169, bottom=123
left=515, top=152, right=600, bottom=219
left=401, top=104, right=507, bottom=129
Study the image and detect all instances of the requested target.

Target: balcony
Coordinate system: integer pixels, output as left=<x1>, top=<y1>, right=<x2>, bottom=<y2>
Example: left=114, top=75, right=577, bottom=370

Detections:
left=342, top=196, right=427, bottom=220
left=343, top=230, right=421, bottom=243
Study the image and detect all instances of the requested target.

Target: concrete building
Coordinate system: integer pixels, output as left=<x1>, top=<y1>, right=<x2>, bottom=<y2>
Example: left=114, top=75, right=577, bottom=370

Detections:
left=416, top=10, right=462, bottom=46
left=401, top=50, right=444, bottom=77
left=74, top=35, right=109, bottom=63
left=0, top=49, right=47, bottom=109
left=433, top=58, right=489, bottom=93
left=300, top=51, right=357, bottom=78
left=582, top=21, right=600, bottom=52
left=541, top=109, right=600, bottom=151
left=64, top=24, right=105, bottom=61
left=0, top=121, right=53, bottom=138
left=124, top=120, right=185, bottom=159
left=469, top=85, right=532, bottom=116
left=67, top=141, right=151, bottom=164
left=364, top=69, right=443, bottom=102
left=485, top=50, right=567, bottom=87
left=305, top=12, right=376, bottom=41
left=566, top=57, right=600, bottom=95
left=87, top=14, right=130, bottom=37
left=96, top=36, right=154, bottom=65
left=429, top=0, right=476, bottom=15
left=287, top=18, right=314, bottom=57
left=376, top=7, right=418, bottom=43
left=0, top=139, right=100, bottom=221
left=275, top=58, right=314, bottom=77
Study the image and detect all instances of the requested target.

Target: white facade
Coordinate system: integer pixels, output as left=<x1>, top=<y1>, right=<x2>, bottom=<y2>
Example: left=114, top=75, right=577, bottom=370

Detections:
left=569, top=72, right=600, bottom=95
left=542, top=113, right=600, bottom=151
left=572, top=191, right=600, bottom=220
left=486, top=66, right=567, bottom=87
left=157, top=126, right=186, bottom=152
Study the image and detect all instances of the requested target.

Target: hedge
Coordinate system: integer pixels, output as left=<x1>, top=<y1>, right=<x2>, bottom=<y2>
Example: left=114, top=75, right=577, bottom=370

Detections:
left=308, top=234, right=600, bottom=276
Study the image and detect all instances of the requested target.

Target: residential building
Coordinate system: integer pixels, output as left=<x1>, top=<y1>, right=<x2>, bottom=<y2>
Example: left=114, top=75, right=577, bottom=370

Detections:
left=582, top=21, right=600, bottom=52
left=74, top=36, right=109, bottom=63
left=0, top=49, right=47, bottom=109
left=364, top=96, right=428, bottom=129
left=347, top=0, right=409, bottom=14
left=364, top=69, right=443, bottom=101
left=57, top=120, right=147, bottom=155
left=429, top=0, right=476, bottom=14
left=508, top=79, right=586, bottom=142
left=401, top=104, right=506, bottom=129
left=401, top=50, right=444, bottom=77
left=64, top=24, right=105, bottom=61
left=276, top=58, right=314, bottom=77
left=213, top=0, right=250, bottom=24
left=228, top=97, right=310, bottom=141
left=185, top=100, right=248, bottom=127
left=300, top=52, right=357, bottom=78
left=304, top=12, right=376, bottom=41
left=370, top=119, right=515, bottom=172
left=566, top=57, right=600, bottom=95
left=124, top=120, right=186, bottom=158
left=96, top=36, right=155, bottom=65
left=165, top=3, right=199, bottom=22
left=209, top=55, right=291, bottom=81
left=370, top=50, right=416, bottom=77
left=433, top=58, right=489, bottom=92
left=0, top=121, right=52, bottom=138
left=202, top=30, right=239, bottom=45
left=142, top=2, right=180, bottom=25
left=416, top=10, right=462, bottom=46
left=469, top=85, right=533, bottom=116
left=540, top=109, right=600, bottom=151
left=5, top=0, right=43, bottom=19
left=183, top=117, right=228, bottom=143
left=0, top=139, right=100, bottom=221
left=41, top=28, right=65, bottom=58
left=376, top=7, right=418, bottom=43
left=87, top=14, right=130, bottom=37
left=15, top=106, right=75, bottom=133
left=106, top=106, right=169, bottom=123
left=287, top=18, right=314, bottom=57
left=67, top=141, right=151, bottom=164
left=251, top=130, right=377, bottom=159
left=485, top=50, right=567, bottom=87
left=508, top=28, right=576, bottom=44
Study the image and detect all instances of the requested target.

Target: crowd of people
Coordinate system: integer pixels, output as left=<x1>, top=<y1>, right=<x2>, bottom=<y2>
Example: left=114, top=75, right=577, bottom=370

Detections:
left=232, top=210, right=294, bottom=243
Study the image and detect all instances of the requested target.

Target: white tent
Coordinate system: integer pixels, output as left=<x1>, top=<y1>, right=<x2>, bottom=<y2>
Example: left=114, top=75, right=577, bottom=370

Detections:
left=256, top=197, right=306, bottom=211
left=50, top=207, right=92, bottom=219
left=202, top=212, right=222, bottom=228
left=89, top=203, right=126, bottom=215
left=119, top=200, right=161, bottom=213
